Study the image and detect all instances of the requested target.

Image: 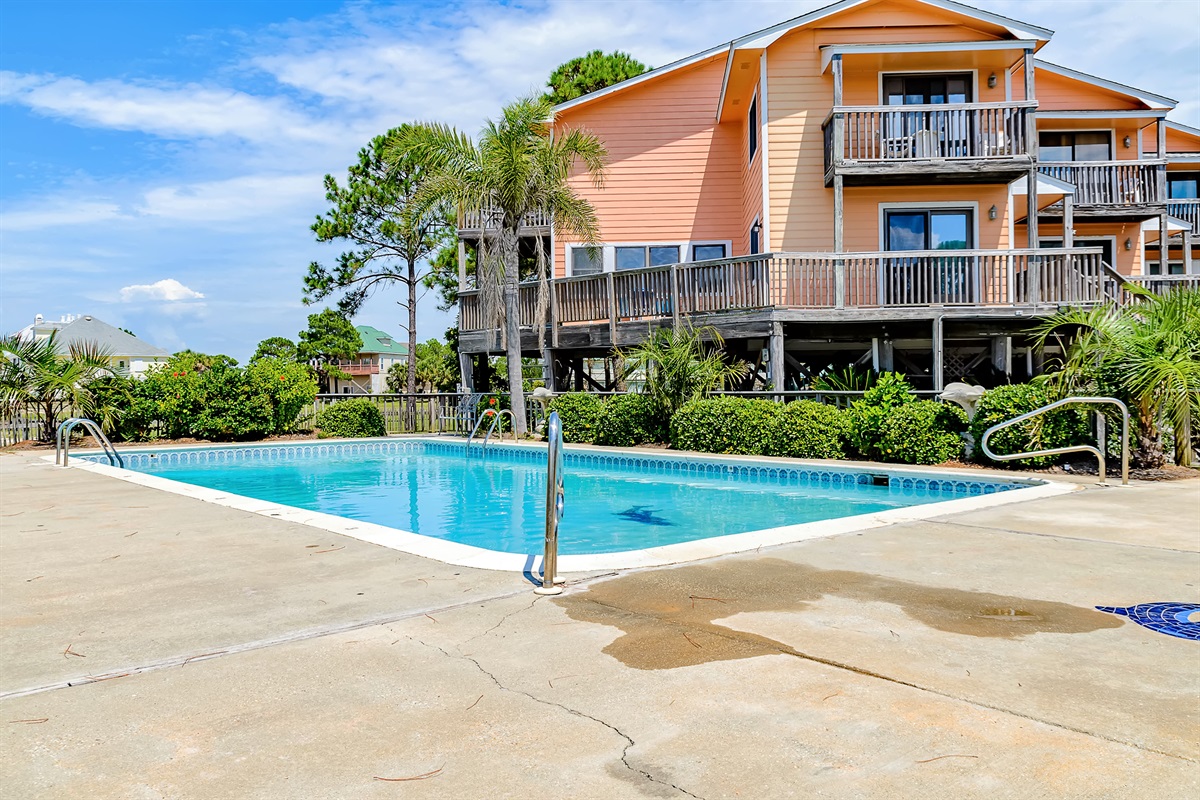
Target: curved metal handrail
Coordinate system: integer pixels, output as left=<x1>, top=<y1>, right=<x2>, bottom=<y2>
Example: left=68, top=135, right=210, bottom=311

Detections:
left=465, top=408, right=497, bottom=455
left=482, top=409, right=516, bottom=452
left=980, top=396, right=1128, bottom=485
left=535, top=411, right=565, bottom=595
left=56, top=417, right=124, bottom=468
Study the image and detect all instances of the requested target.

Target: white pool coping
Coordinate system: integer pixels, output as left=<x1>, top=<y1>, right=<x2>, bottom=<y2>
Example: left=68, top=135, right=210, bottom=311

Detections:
left=53, top=438, right=1079, bottom=572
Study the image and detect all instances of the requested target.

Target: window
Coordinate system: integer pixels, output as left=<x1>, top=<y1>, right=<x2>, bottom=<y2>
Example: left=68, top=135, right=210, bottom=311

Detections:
left=885, top=209, right=973, bottom=251
left=1040, top=238, right=1115, bottom=267
left=614, top=245, right=680, bottom=271
left=1148, top=261, right=1186, bottom=275
left=1039, top=131, right=1111, bottom=162
left=1168, top=172, right=1199, bottom=199
left=883, top=73, right=972, bottom=105
left=570, top=246, right=603, bottom=276
left=692, top=243, right=728, bottom=261
left=748, top=93, right=759, bottom=162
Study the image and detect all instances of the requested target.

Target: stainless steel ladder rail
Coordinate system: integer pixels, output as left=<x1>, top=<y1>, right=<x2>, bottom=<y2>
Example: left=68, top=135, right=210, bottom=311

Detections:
left=482, top=409, right=516, bottom=452
left=55, top=417, right=124, bottom=468
left=465, top=408, right=497, bottom=456
left=980, top=396, right=1129, bottom=485
left=534, top=410, right=565, bottom=595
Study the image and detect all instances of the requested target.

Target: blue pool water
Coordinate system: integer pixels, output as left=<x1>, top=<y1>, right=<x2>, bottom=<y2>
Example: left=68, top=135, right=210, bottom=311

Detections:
left=88, top=440, right=1028, bottom=555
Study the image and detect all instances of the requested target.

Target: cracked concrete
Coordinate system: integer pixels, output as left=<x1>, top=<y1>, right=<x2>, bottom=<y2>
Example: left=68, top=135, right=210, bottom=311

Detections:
left=2, top=451, right=1198, bottom=798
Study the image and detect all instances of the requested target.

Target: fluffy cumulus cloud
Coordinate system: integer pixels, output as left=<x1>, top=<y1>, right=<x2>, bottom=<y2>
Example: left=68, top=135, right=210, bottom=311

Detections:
left=119, top=279, right=205, bottom=303
left=1, top=0, right=1196, bottom=359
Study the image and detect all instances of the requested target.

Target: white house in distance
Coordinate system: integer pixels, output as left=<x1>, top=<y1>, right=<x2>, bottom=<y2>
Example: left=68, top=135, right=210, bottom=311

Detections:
left=329, top=325, right=409, bottom=394
left=14, top=314, right=170, bottom=378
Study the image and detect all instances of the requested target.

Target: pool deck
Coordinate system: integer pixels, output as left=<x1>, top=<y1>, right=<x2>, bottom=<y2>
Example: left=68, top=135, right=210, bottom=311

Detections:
left=1, top=450, right=1197, bottom=798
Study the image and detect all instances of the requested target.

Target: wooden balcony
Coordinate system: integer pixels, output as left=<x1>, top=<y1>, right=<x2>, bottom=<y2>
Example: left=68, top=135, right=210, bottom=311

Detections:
left=456, top=207, right=551, bottom=238
left=1167, top=198, right=1200, bottom=231
left=822, top=102, right=1036, bottom=186
left=459, top=248, right=1107, bottom=339
left=332, top=359, right=380, bottom=375
left=1037, top=161, right=1166, bottom=218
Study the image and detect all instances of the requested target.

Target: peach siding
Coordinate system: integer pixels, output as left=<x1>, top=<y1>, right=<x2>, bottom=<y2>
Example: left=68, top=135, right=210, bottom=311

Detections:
left=738, top=61, right=764, bottom=256
left=1025, top=221, right=1144, bottom=275
left=1019, top=67, right=1143, bottom=110
left=1166, top=126, right=1200, bottom=153
left=841, top=185, right=1011, bottom=252
left=553, top=56, right=740, bottom=276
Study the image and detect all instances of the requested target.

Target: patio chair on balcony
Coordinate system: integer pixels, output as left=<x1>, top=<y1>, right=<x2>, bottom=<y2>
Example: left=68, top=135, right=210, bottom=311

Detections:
left=912, top=129, right=939, bottom=158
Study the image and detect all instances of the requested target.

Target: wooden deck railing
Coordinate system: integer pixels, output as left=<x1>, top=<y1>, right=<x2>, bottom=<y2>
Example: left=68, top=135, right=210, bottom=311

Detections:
left=1038, top=161, right=1165, bottom=205
left=458, top=248, right=1107, bottom=332
left=458, top=207, right=551, bottom=232
left=1167, top=198, right=1200, bottom=230
left=823, top=102, right=1034, bottom=168
left=331, top=359, right=380, bottom=374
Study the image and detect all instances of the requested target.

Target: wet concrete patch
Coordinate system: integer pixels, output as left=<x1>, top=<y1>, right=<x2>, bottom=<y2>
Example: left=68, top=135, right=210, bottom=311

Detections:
left=557, top=559, right=1124, bottom=670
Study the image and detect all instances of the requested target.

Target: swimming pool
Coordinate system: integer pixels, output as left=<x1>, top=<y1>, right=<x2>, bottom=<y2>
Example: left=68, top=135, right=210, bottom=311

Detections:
left=74, top=439, right=1056, bottom=569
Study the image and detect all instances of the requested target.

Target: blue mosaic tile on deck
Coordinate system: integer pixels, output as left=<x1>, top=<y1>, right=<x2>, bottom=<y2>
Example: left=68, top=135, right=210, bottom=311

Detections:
left=79, top=438, right=1029, bottom=498
left=1096, top=603, right=1200, bottom=641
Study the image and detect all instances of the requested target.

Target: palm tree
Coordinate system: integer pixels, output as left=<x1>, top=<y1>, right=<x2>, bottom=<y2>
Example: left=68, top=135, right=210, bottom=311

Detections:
left=0, top=333, right=120, bottom=443
left=620, top=324, right=749, bottom=416
left=394, top=97, right=607, bottom=435
left=1033, top=288, right=1200, bottom=467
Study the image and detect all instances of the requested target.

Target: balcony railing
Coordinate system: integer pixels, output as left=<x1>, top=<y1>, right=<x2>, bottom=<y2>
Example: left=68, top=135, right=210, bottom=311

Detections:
left=332, top=359, right=380, bottom=375
left=1167, top=198, right=1200, bottom=230
left=823, top=102, right=1035, bottom=171
left=458, top=207, right=551, bottom=232
left=1038, top=161, right=1165, bottom=205
left=458, top=248, right=1106, bottom=332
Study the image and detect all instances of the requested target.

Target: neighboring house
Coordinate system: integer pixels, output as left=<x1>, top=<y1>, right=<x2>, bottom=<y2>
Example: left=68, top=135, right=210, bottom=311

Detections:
left=454, top=0, right=1199, bottom=393
left=329, top=326, right=409, bottom=395
left=14, top=314, right=170, bottom=378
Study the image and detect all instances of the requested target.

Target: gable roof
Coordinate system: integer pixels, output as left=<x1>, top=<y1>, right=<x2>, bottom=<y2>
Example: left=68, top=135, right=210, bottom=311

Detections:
left=554, top=0, right=1053, bottom=115
left=17, top=315, right=170, bottom=358
left=1034, top=60, right=1176, bottom=110
left=355, top=325, right=408, bottom=356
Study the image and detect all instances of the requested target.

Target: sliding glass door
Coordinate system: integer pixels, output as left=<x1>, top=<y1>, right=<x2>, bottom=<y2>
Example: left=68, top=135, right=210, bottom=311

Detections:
left=883, top=209, right=976, bottom=304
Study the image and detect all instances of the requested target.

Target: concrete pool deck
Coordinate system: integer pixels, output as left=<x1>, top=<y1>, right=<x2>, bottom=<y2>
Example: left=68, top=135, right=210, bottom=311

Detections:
left=1, top=450, right=1197, bottom=798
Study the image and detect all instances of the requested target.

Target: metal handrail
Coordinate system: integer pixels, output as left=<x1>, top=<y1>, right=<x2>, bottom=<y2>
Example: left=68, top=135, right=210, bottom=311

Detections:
left=980, top=396, right=1129, bottom=485
left=465, top=408, right=497, bottom=455
left=56, top=417, right=124, bottom=468
left=483, top=409, right=516, bottom=451
left=535, top=411, right=565, bottom=595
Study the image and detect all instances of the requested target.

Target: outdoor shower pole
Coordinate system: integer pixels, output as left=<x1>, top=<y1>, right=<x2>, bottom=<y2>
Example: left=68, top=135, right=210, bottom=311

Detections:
left=535, top=411, right=566, bottom=595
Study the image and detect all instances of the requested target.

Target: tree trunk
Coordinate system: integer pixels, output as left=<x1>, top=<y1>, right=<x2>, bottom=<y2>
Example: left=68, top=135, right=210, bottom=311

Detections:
left=406, top=257, right=418, bottom=432
left=500, top=228, right=528, bottom=436
left=1176, top=413, right=1193, bottom=468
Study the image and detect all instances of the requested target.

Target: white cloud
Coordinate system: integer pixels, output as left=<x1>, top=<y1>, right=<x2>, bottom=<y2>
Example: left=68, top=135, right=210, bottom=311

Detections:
left=119, top=278, right=205, bottom=303
left=136, top=173, right=325, bottom=223
left=0, top=199, right=124, bottom=232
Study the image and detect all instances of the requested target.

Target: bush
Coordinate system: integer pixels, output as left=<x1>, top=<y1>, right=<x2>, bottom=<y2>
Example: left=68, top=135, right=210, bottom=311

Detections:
left=246, top=358, right=319, bottom=434
left=315, top=398, right=386, bottom=438
left=969, top=383, right=1092, bottom=468
left=549, top=393, right=605, bottom=443
left=594, top=394, right=669, bottom=447
left=765, top=400, right=848, bottom=459
left=670, top=397, right=777, bottom=455
left=878, top=401, right=966, bottom=465
left=847, top=372, right=916, bottom=460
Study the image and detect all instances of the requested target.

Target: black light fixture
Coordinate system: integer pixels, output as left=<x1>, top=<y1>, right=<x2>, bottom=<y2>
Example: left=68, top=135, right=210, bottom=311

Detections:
left=988, top=204, right=998, bottom=220
left=987, top=72, right=997, bottom=89
left=751, top=219, right=762, bottom=235
left=1124, top=237, right=1133, bottom=251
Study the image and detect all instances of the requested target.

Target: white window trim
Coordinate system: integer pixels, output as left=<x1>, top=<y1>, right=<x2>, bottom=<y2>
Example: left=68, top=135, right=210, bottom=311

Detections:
left=877, top=202, right=981, bottom=251
left=877, top=69, right=979, bottom=105
left=568, top=240, right=735, bottom=274
left=1036, top=127, right=1118, bottom=161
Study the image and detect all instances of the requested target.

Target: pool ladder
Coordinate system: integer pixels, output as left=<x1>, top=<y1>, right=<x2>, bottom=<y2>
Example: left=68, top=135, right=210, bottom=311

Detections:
left=55, top=417, right=124, bottom=468
left=466, top=408, right=515, bottom=455
left=535, top=411, right=565, bottom=595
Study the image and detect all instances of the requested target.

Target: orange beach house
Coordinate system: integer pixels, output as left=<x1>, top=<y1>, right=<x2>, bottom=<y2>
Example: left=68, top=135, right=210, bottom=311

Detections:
left=454, top=0, right=1200, bottom=393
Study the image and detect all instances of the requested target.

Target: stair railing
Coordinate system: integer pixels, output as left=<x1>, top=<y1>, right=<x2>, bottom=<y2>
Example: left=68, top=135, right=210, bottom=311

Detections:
left=55, top=417, right=124, bottom=468
left=980, top=397, right=1129, bottom=485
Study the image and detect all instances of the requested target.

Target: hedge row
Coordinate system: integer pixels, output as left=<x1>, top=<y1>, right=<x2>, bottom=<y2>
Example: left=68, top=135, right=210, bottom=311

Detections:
left=548, top=376, right=1092, bottom=468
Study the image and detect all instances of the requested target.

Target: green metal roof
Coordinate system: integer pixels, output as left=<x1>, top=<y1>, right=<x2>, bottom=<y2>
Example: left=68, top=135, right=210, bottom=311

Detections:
left=355, top=325, right=408, bottom=355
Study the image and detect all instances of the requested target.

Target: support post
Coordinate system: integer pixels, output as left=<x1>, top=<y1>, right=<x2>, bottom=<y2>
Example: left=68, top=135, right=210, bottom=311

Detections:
left=991, top=336, right=1011, bottom=377
left=932, top=316, right=945, bottom=393
left=607, top=271, right=618, bottom=346
left=833, top=175, right=844, bottom=253
left=670, top=264, right=681, bottom=329
left=1026, top=168, right=1039, bottom=249
left=542, top=348, right=555, bottom=390
left=459, top=352, right=474, bottom=392
left=769, top=322, right=785, bottom=399
left=831, top=54, right=843, bottom=107
left=1184, top=231, right=1194, bottom=274
left=1062, top=194, right=1074, bottom=249
left=879, top=338, right=894, bottom=372
left=1023, top=48, right=1039, bottom=249
left=1160, top=212, right=1171, bottom=273
left=457, top=239, right=467, bottom=292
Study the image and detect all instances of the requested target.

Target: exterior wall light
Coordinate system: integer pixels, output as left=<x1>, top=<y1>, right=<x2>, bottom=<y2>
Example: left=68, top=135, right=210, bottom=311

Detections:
left=1123, top=135, right=1132, bottom=148
left=987, top=72, right=997, bottom=89
left=988, top=204, right=997, bottom=220
left=1125, top=237, right=1133, bottom=251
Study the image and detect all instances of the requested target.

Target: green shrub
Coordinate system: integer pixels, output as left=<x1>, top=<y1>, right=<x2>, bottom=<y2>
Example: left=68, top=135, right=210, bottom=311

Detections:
left=765, top=400, right=848, bottom=459
left=594, top=394, right=669, bottom=447
left=246, top=358, right=318, bottom=434
left=878, top=401, right=966, bottom=465
left=969, top=383, right=1092, bottom=468
left=670, top=397, right=777, bottom=455
left=847, top=372, right=916, bottom=460
left=315, top=398, right=386, bottom=438
left=548, top=393, right=604, bottom=443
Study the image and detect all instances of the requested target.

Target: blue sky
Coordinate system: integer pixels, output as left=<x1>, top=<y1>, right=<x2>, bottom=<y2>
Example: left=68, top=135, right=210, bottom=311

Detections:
left=2, top=0, right=1198, bottom=361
